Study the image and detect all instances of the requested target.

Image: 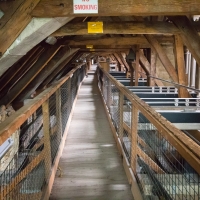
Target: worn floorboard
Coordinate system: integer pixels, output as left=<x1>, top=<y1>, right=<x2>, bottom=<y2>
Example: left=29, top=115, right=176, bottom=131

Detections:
left=50, top=66, right=133, bottom=200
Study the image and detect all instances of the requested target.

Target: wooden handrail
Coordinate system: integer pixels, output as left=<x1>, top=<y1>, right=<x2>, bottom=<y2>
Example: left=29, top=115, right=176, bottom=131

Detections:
left=0, top=64, right=84, bottom=145
left=99, top=66, right=200, bottom=175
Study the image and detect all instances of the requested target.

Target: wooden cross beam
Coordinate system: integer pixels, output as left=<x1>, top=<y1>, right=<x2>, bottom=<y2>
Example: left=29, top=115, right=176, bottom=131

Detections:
left=65, top=36, right=174, bottom=47
left=52, top=21, right=181, bottom=36
left=32, top=0, right=200, bottom=17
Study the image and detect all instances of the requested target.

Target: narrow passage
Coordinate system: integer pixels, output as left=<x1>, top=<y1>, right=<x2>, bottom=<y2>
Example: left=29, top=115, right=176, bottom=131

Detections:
left=50, top=66, right=133, bottom=200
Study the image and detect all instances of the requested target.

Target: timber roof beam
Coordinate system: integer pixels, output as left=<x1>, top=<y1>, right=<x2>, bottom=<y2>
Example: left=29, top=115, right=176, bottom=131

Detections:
left=32, top=0, right=200, bottom=17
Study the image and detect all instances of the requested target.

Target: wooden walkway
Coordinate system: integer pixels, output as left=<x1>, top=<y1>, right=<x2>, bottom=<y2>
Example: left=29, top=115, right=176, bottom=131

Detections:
left=50, top=67, right=134, bottom=200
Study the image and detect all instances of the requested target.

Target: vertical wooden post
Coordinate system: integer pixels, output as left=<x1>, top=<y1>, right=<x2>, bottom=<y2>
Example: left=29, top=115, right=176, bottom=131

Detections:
left=131, top=104, right=138, bottom=174
left=135, top=47, right=140, bottom=86
left=130, top=63, right=134, bottom=86
left=118, top=92, right=124, bottom=142
left=150, top=49, right=157, bottom=86
left=174, top=35, right=190, bottom=98
left=196, top=67, right=200, bottom=97
left=56, top=88, right=62, bottom=137
left=42, top=99, right=52, bottom=181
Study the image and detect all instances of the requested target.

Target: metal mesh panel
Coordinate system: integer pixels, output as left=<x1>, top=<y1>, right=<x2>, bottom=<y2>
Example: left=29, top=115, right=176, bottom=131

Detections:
left=122, top=99, right=132, bottom=163
left=61, top=78, right=71, bottom=134
left=0, top=106, right=45, bottom=199
left=97, top=67, right=200, bottom=200
left=48, top=93, right=62, bottom=164
left=4, top=162, right=44, bottom=200
left=136, top=114, right=200, bottom=200
left=109, top=86, right=120, bottom=133
left=0, top=65, right=86, bottom=200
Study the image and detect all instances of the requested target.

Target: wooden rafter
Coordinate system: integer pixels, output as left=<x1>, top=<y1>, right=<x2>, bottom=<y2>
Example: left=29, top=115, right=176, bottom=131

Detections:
left=15, top=48, right=79, bottom=101
left=32, top=0, right=200, bottom=17
left=0, top=45, right=61, bottom=106
left=0, top=0, right=41, bottom=55
left=38, top=51, right=78, bottom=90
left=0, top=65, right=81, bottom=145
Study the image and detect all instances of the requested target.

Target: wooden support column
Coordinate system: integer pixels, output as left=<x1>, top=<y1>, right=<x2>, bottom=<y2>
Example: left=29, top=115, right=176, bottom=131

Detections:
left=42, top=99, right=52, bottom=181
left=171, top=16, right=200, bottom=68
left=174, top=35, right=190, bottom=98
left=118, top=92, right=124, bottom=142
left=150, top=49, right=157, bottom=86
left=131, top=105, right=138, bottom=174
left=139, top=50, right=164, bottom=86
left=145, top=35, right=178, bottom=83
left=130, top=63, right=134, bottom=86
left=196, top=66, right=200, bottom=97
left=56, top=88, right=62, bottom=137
left=135, top=48, right=140, bottom=86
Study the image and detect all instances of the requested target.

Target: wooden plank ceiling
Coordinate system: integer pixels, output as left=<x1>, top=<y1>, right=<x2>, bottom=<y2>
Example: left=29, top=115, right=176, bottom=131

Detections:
left=0, top=0, right=200, bottom=110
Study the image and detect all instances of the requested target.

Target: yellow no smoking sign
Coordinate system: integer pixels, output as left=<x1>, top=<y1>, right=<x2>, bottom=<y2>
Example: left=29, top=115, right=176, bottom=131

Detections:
left=88, top=22, right=103, bottom=33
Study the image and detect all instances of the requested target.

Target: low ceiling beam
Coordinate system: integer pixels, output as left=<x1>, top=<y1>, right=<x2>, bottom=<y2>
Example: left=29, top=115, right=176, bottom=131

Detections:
left=32, top=0, right=200, bottom=17
left=66, top=36, right=174, bottom=47
left=52, top=21, right=180, bottom=36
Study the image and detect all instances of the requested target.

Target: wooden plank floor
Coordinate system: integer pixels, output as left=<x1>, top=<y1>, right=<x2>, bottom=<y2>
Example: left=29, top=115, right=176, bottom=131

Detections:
left=49, top=67, right=134, bottom=200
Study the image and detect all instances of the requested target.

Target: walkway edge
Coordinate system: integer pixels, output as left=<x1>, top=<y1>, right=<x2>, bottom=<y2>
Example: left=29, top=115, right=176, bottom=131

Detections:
left=98, top=86, right=143, bottom=200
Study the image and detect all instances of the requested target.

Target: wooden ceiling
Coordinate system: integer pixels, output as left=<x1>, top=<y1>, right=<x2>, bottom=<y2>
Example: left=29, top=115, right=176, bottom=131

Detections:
left=0, top=0, right=200, bottom=110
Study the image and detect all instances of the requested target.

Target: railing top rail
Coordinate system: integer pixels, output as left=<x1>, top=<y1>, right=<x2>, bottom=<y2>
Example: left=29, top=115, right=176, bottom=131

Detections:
left=0, top=64, right=83, bottom=146
left=99, top=66, right=200, bottom=175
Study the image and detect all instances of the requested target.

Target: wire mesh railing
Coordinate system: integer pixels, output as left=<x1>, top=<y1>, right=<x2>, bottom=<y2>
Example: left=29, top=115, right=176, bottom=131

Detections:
left=0, top=64, right=86, bottom=200
left=97, top=66, right=200, bottom=200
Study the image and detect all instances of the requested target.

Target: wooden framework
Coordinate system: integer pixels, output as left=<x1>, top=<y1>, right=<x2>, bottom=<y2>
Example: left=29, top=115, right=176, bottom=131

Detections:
left=1, top=0, right=200, bottom=199
left=100, top=67, right=200, bottom=175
